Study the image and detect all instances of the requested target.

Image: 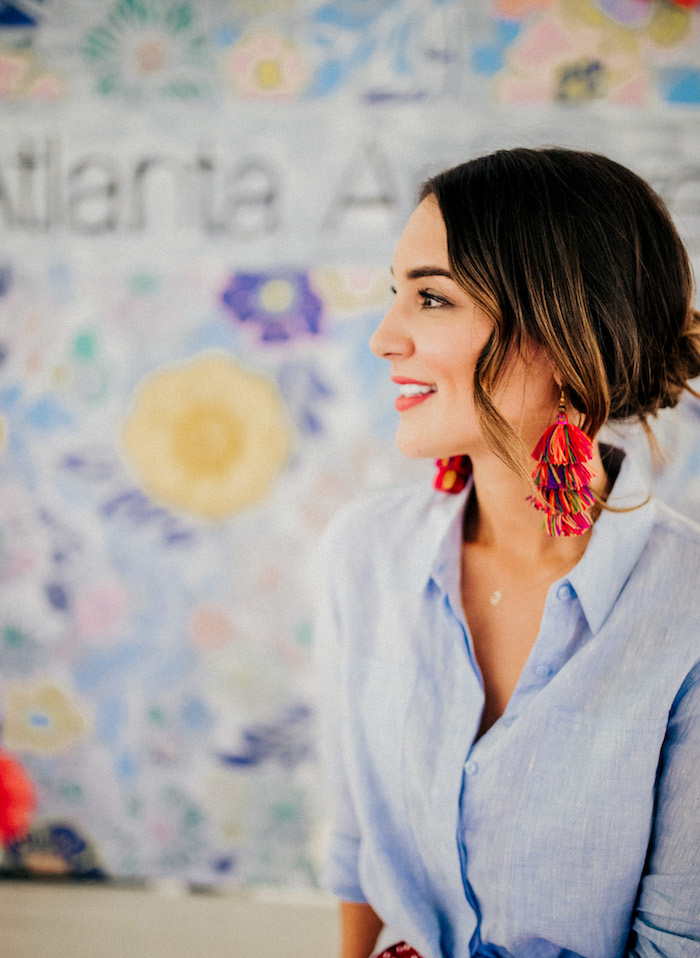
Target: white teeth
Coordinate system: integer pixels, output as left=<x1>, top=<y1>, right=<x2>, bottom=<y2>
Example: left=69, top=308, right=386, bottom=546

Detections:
left=398, top=384, right=435, bottom=397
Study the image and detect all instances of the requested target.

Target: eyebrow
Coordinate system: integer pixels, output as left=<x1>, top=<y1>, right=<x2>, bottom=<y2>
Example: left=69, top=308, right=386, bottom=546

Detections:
left=390, top=266, right=455, bottom=280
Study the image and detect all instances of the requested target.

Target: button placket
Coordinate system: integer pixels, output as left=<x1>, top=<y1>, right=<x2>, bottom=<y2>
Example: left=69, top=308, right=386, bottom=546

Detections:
left=557, top=582, right=575, bottom=602
left=525, top=581, right=578, bottom=689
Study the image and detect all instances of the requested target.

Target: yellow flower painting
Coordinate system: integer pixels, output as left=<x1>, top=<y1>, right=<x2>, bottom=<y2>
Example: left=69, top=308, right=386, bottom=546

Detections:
left=228, top=33, right=308, bottom=100
left=122, top=353, right=293, bottom=519
left=4, top=682, right=88, bottom=754
left=312, top=267, right=393, bottom=315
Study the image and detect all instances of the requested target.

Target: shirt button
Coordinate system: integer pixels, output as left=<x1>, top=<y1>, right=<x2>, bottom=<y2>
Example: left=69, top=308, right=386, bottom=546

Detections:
left=534, top=663, right=553, bottom=679
left=557, top=583, right=574, bottom=602
left=464, top=760, right=478, bottom=775
left=503, top=715, right=516, bottom=728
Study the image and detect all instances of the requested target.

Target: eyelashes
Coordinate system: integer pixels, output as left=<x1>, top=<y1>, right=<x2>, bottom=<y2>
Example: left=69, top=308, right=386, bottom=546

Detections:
left=389, top=286, right=451, bottom=309
left=419, top=289, right=449, bottom=309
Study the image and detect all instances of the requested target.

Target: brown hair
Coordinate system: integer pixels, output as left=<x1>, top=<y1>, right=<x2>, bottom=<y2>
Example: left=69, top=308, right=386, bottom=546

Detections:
left=420, top=147, right=700, bottom=481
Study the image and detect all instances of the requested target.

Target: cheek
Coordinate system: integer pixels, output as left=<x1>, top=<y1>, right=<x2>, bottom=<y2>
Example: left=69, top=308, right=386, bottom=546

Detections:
left=419, top=311, right=493, bottom=398
left=432, top=344, right=481, bottom=396
left=492, top=362, right=559, bottom=434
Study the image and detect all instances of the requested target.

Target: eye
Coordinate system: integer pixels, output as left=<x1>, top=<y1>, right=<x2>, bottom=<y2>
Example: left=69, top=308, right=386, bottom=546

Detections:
left=419, top=289, right=449, bottom=309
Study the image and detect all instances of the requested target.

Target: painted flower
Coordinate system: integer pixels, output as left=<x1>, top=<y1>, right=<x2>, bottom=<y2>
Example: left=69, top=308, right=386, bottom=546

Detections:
left=485, top=0, right=699, bottom=104
left=306, top=0, right=460, bottom=101
left=219, top=704, right=313, bottom=769
left=311, top=267, right=392, bottom=315
left=81, top=0, right=213, bottom=100
left=3, top=681, right=88, bottom=753
left=221, top=272, right=323, bottom=344
left=189, top=605, right=235, bottom=650
left=497, top=0, right=647, bottom=103
left=277, top=361, right=333, bottom=437
left=592, top=0, right=657, bottom=28
left=493, top=0, right=553, bottom=16
left=122, top=352, right=292, bottom=519
left=5, top=822, right=104, bottom=878
left=0, top=484, right=72, bottom=646
left=0, top=51, right=64, bottom=100
left=228, top=32, right=308, bottom=100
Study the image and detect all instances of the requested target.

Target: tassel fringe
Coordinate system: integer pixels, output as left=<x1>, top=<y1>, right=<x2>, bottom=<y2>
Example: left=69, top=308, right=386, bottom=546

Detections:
left=433, top=456, right=471, bottom=494
left=528, top=407, right=595, bottom=538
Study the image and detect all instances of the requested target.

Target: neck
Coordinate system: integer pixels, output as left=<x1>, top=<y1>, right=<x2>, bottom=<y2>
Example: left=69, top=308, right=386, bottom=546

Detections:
left=464, top=442, right=609, bottom=563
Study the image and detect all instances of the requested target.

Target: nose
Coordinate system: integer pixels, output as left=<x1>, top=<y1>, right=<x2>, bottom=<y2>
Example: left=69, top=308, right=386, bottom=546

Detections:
left=369, top=301, right=413, bottom=360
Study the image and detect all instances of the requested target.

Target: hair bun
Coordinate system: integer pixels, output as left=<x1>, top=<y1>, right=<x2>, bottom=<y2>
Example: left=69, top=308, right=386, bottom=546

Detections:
left=646, top=309, right=700, bottom=414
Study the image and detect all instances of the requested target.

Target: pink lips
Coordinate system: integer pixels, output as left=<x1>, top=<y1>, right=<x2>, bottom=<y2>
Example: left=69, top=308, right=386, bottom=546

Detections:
left=392, top=377, right=436, bottom=412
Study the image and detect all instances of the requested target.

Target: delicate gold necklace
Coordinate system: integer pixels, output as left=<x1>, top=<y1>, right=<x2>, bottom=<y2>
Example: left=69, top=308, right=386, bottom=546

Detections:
left=484, top=538, right=589, bottom=609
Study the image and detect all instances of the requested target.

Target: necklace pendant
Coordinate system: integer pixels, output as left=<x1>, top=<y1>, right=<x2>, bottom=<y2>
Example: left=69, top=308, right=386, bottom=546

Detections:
left=490, top=590, right=503, bottom=606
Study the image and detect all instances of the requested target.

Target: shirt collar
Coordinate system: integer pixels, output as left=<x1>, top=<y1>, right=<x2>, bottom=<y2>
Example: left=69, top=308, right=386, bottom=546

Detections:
left=424, top=451, right=656, bottom=637
left=426, top=478, right=472, bottom=599
left=568, top=450, right=655, bottom=635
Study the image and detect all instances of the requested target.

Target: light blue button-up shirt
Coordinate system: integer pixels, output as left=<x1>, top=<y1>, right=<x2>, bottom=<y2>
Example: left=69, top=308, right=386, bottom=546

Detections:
left=315, top=452, right=700, bottom=958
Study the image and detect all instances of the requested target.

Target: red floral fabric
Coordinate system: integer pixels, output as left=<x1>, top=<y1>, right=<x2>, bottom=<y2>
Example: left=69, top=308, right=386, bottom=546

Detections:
left=377, top=944, right=424, bottom=958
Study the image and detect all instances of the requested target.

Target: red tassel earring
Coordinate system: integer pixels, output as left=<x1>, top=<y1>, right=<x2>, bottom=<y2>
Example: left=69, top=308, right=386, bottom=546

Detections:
left=434, top=455, right=471, bottom=494
left=528, top=390, right=595, bottom=537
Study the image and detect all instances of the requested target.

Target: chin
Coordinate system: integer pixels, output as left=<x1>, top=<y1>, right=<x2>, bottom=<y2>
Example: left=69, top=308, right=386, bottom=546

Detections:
left=395, top=427, right=473, bottom=461
left=395, top=434, right=453, bottom=461
left=395, top=431, right=429, bottom=459
left=397, top=446, right=435, bottom=461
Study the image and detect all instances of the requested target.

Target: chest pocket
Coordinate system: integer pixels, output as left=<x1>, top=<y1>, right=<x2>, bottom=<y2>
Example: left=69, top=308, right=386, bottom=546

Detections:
left=509, top=710, right=668, bottom=957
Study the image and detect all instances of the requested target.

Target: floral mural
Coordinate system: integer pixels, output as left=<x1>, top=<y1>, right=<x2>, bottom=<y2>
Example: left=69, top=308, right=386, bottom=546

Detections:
left=0, top=0, right=699, bottom=891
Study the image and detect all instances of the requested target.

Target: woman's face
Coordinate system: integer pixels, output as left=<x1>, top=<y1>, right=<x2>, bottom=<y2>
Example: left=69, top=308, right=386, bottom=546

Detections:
left=370, top=196, right=558, bottom=461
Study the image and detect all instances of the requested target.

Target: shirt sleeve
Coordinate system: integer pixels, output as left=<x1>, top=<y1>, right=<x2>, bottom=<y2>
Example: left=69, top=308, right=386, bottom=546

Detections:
left=313, top=521, right=368, bottom=904
left=628, top=663, right=700, bottom=956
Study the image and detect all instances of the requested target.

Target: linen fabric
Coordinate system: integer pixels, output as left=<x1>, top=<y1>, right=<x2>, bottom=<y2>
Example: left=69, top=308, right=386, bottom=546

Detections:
left=314, top=452, right=700, bottom=958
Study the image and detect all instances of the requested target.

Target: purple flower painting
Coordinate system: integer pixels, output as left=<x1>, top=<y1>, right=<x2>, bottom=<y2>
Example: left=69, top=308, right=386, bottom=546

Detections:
left=221, top=272, right=323, bottom=344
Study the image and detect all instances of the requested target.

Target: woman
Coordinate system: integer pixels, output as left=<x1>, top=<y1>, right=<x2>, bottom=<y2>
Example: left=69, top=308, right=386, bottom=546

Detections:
left=315, top=147, right=700, bottom=958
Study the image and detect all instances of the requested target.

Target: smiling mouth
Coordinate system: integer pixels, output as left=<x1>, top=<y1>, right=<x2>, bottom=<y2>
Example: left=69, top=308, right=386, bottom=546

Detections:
left=395, top=383, right=436, bottom=411
left=397, top=383, right=436, bottom=398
